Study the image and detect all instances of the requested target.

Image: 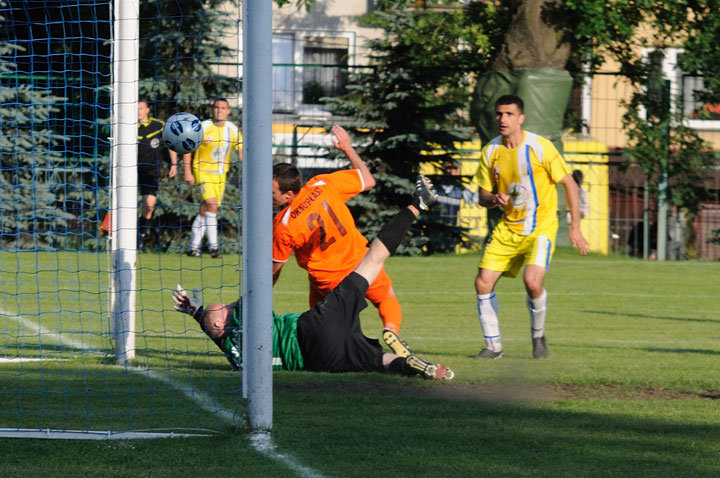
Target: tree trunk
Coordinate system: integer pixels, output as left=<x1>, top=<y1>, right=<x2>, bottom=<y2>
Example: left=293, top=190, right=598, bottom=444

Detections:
left=492, top=0, right=570, bottom=71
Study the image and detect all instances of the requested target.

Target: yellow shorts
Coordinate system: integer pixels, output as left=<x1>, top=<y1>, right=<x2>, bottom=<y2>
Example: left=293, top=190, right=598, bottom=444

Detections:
left=479, top=220, right=558, bottom=278
left=195, top=172, right=227, bottom=205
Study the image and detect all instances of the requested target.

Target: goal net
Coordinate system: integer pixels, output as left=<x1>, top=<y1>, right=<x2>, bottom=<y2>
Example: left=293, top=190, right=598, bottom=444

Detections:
left=0, top=0, right=245, bottom=437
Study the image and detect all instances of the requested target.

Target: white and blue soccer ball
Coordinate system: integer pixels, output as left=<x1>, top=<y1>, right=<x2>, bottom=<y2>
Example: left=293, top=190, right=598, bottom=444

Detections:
left=162, top=112, right=204, bottom=154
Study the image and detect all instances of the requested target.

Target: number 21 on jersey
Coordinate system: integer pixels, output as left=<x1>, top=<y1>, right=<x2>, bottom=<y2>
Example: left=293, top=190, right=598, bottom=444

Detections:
left=306, top=200, right=347, bottom=251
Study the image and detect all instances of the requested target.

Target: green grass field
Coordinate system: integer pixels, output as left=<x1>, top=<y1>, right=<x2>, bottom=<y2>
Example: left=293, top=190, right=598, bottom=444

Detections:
left=0, top=248, right=719, bottom=477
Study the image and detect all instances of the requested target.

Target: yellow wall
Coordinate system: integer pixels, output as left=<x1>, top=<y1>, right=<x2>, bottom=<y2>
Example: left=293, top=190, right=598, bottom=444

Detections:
left=422, top=136, right=610, bottom=255
left=562, top=134, right=610, bottom=254
left=419, top=141, right=488, bottom=252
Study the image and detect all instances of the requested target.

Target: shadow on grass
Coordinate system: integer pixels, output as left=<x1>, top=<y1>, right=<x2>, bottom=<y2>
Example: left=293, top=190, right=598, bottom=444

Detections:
left=584, top=309, right=720, bottom=324
left=273, top=375, right=720, bottom=477
left=560, top=343, right=720, bottom=357
left=641, top=347, right=720, bottom=356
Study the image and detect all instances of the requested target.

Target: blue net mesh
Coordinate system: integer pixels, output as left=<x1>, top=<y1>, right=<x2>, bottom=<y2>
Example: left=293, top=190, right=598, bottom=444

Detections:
left=0, top=0, right=244, bottom=436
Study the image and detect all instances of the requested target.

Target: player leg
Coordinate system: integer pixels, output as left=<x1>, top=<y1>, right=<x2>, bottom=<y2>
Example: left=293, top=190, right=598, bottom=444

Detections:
left=353, top=175, right=437, bottom=284
left=383, top=353, right=454, bottom=380
left=139, top=176, right=159, bottom=249
left=188, top=201, right=206, bottom=256
left=472, top=221, right=523, bottom=359
left=355, top=176, right=452, bottom=373
left=473, top=268, right=504, bottom=358
left=204, top=197, right=221, bottom=258
left=205, top=178, right=225, bottom=258
left=139, top=194, right=155, bottom=249
left=523, top=233, right=554, bottom=359
left=364, top=270, right=411, bottom=357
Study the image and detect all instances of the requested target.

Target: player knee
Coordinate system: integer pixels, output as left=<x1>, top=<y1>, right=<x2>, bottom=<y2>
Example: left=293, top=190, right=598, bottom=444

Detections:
left=523, top=279, right=544, bottom=297
left=475, top=273, right=494, bottom=295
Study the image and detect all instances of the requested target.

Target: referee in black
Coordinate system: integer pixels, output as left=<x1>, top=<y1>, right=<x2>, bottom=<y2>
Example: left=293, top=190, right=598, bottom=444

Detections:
left=137, top=98, right=178, bottom=249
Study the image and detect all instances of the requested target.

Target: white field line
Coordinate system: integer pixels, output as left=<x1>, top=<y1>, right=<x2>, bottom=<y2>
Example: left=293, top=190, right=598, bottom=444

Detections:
left=250, top=431, right=324, bottom=478
left=0, top=358, right=65, bottom=363
left=1, top=308, right=98, bottom=351
left=1, top=306, right=323, bottom=477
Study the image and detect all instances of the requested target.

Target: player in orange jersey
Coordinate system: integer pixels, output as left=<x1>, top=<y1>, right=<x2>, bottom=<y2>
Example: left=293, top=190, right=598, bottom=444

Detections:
left=272, top=125, right=434, bottom=357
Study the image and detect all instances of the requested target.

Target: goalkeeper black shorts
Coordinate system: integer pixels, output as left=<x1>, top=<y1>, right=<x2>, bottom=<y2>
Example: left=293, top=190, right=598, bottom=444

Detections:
left=297, top=272, right=385, bottom=373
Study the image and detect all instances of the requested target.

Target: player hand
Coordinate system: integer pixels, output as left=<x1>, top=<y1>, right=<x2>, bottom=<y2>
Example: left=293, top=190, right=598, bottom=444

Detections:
left=168, top=165, right=177, bottom=179
left=172, top=284, right=204, bottom=320
left=331, top=125, right=352, bottom=153
left=492, top=193, right=510, bottom=207
left=569, top=228, right=590, bottom=255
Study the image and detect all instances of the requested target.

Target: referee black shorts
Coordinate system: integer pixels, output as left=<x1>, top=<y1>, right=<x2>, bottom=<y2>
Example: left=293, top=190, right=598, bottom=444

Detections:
left=297, top=272, right=385, bottom=373
left=138, top=171, right=159, bottom=197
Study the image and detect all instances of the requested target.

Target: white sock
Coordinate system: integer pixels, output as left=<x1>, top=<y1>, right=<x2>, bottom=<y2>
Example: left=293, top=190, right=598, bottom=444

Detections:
left=477, top=292, right=502, bottom=352
left=190, top=213, right=205, bottom=249
left=205, top=211, right=218, bottom=248
left=527, top=289, right=547, bottom=339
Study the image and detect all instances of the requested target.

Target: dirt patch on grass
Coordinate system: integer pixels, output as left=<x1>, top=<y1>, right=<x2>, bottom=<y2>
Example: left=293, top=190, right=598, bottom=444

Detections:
left=420, top=382, right=720, bottom=402
left=550, top=383, right=720, bottom=401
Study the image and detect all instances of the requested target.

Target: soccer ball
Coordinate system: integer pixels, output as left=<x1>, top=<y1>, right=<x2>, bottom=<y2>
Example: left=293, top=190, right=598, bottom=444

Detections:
left=162, top=113, right=204, bottom=155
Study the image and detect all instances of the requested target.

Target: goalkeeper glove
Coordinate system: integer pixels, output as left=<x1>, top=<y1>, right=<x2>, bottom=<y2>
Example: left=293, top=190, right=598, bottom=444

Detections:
left=172, top=284, right=204, bottom=323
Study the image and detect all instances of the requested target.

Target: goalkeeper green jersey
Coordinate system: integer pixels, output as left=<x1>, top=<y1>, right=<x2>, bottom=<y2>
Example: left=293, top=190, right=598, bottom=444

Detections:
left=272, top=311, right=304, bottom=371
left=226, top=302, right=304, bottom=371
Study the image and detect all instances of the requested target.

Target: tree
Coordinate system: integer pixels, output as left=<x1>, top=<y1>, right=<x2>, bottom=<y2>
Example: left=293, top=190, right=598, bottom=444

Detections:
left=325, top=4, right=495, bottom=253
left=0, top=1, right=97, bottom=250
left=550, top=1, right=717, bottom=211
left=137, top=1, right=242, bottom=252
left=464, top=1, right=718, bottom=257
left=138, top=0, right=311, bottom=252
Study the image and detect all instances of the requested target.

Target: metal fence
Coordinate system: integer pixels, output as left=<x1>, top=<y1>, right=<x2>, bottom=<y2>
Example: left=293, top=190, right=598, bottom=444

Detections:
left=268, top=63, right=720, bottom=260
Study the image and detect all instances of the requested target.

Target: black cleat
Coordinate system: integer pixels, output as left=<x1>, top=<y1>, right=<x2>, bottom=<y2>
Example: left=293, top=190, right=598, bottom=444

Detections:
left=414, top=174, right=438, bottom=211
left=471, top=348, right=503, bottom=359
left=532, top=336, right=548, bottom=359
left=210, top=247, right=222, bottom=259
left=186, top=248, right=201, bottom=258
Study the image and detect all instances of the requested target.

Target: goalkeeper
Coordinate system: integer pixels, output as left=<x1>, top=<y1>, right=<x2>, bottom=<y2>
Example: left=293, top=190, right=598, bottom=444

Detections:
left=173, top=175, right=453, bottom=380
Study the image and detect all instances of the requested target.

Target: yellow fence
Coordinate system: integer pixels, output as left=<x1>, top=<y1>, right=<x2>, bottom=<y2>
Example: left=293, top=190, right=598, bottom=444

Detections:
left=273, top=125, right=612, bottom=255
left=562, top=133, right=610, bottom=254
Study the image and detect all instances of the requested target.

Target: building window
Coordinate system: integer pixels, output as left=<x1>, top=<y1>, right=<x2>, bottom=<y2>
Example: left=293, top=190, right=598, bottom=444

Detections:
left=301, top=37, right=348, bottom=104
left=272, top=32, right=353, bottom=114
left=642, top=47, right=720, bottom=131
left=272, top=34, right=295, bottom=113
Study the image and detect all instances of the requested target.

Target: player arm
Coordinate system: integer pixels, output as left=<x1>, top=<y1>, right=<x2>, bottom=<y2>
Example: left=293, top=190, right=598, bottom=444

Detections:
left=272, top=232, right=291, bottom=285
left=478, top=188, right=509, bottom=208
left=168, top=149, right=178, bottom=179
left=558, top=174, right=590, bottom=255
left=234, top=131, right=243, bottom=161
left=182, top=152, right=194, bottom=184
left=272, top=261, right=284, bottom=285
left=331, top=125, right=375, bottom=191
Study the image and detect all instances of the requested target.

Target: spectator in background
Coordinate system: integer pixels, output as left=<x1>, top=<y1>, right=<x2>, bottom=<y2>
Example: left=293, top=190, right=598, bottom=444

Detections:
left=566, top=169, right=590, bottom=226
left=137, top=98, right=178, bottom=249
left=435, top=161, right=478, bottom=226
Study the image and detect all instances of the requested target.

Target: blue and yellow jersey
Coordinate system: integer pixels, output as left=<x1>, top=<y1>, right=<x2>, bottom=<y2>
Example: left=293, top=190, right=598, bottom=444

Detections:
left=475, top=131, right=570, bottom=236
left=193, top=120, right=242, bottom=176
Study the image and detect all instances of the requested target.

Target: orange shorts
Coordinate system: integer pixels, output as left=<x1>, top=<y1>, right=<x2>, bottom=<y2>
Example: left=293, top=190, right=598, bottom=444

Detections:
left=309, top=266, right=393, bottom=307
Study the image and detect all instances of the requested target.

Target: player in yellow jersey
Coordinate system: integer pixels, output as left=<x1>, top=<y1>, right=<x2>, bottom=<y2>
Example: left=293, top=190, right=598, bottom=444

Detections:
left=472, top=94, right=589, bottom=359
left=183, top=98, right=242, bottom=258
